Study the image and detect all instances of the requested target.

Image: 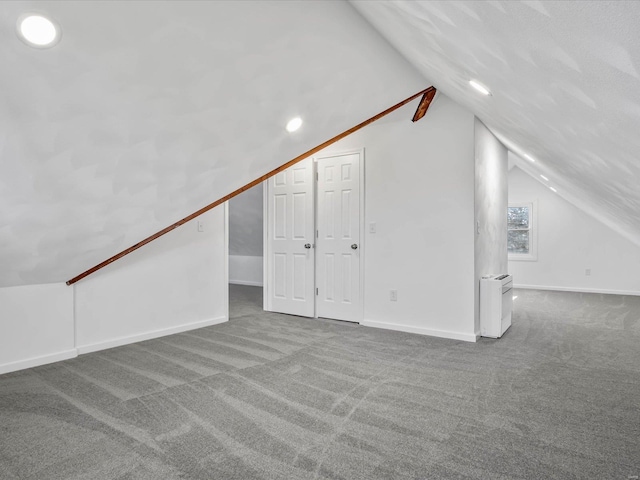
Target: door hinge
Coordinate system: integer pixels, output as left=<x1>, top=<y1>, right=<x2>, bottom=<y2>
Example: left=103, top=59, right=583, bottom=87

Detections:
left=316, top=288, right=318, bottom=295
left=316, top=172, right=318, bottom=181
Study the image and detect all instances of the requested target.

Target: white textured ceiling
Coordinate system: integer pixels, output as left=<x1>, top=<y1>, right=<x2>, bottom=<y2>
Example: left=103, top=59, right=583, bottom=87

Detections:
left=5, top=0, right=639, bottom=288
left=0, top=1, right=425, bottom=287
left=351, top=0, right=640, bottom=246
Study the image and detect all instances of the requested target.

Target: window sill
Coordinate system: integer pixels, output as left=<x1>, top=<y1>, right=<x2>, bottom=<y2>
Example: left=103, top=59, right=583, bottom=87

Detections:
left=508, top=254, right=537, bottom=262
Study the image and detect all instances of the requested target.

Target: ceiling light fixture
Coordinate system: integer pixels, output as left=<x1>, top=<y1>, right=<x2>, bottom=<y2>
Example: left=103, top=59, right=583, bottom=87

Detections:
left=469, top=79, right=491, bottom=96
left=17, top=14, right=60, bottom=48
left=524, top=154, right=536, bottom=162
left=549, top=187, right=557, bottom=193
left=540, top=175, right=549, bottom=181
left=286, top=117, right=302, bottom=133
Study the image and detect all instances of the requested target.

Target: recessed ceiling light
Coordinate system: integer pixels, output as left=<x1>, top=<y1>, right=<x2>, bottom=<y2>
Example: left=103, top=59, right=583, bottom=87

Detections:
left=540, top=175, right=549, bottom=181
left=17, top=14, right=60, bottom=48
left=286, top=117, right=302, bottom=133
left=469, top=80, right=491, bottom=96
left=549, top=187, right=557, bottom=193
left=524, top=154, right=536, bottom=162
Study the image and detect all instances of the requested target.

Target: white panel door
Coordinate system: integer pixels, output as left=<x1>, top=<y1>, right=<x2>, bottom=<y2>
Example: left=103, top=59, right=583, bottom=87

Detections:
left=265, top=157, right=315, bottom=317
left=316, top=152, right=361, bottom=322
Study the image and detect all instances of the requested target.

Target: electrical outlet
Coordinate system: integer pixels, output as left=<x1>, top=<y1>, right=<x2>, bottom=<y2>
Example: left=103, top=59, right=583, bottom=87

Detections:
left=390, top=290, right=398, bottom=302
left=585, top=268, right=591, bottom=276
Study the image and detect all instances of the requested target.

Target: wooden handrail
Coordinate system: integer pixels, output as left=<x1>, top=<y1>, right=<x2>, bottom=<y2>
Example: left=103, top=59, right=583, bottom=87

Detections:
left=66, top=86, right=436, bottom=285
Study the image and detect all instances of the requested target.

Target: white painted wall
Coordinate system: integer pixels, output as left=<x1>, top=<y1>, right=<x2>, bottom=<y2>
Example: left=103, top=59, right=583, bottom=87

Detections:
left=0, top=0, right=429, bottom=288
left=229, top=184, right=263, bottom=257
left=474, top=119, right=508, bottom=333
left=0, top=206, right=228, bottom=374
left=0, top=283, right=75, bottom=374
left=229, top=183, right=263, bottom=286
left=75, top=207, right=228, bottom=353
left=317, top=94, right=477, bottom=341
left=229, top=255, right=263, bottom=287
left=509, top=167, right=640, bottom=295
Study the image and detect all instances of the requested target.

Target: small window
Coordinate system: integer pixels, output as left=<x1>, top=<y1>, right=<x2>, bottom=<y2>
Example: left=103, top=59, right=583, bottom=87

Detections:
left=508, top=202, right=537, bottom=261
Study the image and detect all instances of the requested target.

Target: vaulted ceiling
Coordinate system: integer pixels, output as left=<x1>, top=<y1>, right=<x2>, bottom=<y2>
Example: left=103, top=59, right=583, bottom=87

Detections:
left=352, top=0, right=640, bottom=246
left=0, top=0, right=425, bottom=287
left=2, top=0, right=638, bottom=288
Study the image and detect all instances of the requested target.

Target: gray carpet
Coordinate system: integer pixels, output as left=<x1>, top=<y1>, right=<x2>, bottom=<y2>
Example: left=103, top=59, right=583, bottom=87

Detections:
left=1, top=286, right=639, bottom=479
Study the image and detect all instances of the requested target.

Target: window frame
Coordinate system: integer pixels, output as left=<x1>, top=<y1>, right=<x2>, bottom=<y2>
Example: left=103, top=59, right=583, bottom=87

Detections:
left=508, top=201, right=537, bottom=261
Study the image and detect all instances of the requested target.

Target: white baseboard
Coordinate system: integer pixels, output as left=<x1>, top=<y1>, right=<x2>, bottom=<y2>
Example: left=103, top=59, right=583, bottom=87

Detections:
left=0, top=349, right=78, bottom=376
left=76, top=315, right=228, bottom=355
left=229, top=280, right=263, bottom=287
left=514, top=284, right=640, bottom=297
left=229, top=255, right=263, bottom=287
left=361, top=320, right=478, bottom=343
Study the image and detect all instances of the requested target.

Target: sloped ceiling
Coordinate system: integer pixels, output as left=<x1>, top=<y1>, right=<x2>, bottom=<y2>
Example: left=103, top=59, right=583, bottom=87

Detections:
left=5, top=1, right=639, bottom=288
left=0, top=0, right=426, bottom=287
left=351, top=0, right=640, bottom=246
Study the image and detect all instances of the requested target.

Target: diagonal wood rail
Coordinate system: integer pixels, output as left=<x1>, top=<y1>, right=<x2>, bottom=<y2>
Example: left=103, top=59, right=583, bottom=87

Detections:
left=66, top=86, right=436, bottom=285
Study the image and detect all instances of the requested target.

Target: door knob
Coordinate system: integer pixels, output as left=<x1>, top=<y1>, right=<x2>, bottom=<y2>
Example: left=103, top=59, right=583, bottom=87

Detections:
left=304, top=243, right=312, bottom=249
left=351, top=244, right=358, bottom=250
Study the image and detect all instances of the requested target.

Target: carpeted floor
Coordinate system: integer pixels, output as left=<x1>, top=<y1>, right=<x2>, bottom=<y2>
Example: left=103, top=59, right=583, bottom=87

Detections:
left=1, top=285, right=639, bottom=479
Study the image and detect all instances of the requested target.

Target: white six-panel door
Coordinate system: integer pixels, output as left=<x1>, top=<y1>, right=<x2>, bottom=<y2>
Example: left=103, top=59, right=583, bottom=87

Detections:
left=316, top=152, right=361, bottom=322
left=265, top=157, right=315, bottom=317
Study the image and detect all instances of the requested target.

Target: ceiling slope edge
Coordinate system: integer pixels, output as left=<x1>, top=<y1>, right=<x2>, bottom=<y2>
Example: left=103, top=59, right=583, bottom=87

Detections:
left=510, top=158, right=640, bottom=250
left=350, top=0, right=640, bottom=256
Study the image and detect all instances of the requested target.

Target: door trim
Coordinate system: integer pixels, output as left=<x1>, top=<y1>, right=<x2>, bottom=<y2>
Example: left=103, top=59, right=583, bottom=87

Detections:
left=262, top=181, right=269, bottom=311
left=312, top=148, right=365, bottom=323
